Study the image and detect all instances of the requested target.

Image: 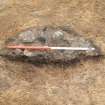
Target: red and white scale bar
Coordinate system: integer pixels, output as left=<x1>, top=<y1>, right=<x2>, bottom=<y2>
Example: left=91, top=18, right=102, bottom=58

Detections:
left=6, top=45, right=95, bottom=51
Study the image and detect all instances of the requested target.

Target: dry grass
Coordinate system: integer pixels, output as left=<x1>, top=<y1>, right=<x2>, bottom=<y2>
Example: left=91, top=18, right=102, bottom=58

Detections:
left=0, top=0, right=105, bottom=105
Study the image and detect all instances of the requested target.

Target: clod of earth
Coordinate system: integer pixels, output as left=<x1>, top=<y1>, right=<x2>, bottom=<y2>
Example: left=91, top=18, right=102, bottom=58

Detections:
left=0, top=26, right=100, bottom=63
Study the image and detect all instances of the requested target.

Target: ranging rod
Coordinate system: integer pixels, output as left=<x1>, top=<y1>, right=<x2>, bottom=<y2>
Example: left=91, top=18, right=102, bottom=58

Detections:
left=6, top=45, right=95, bottom=51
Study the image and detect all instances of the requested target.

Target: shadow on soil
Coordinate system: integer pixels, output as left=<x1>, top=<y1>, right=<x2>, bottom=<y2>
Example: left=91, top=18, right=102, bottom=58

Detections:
left=2, top=55, right=104, bottom=69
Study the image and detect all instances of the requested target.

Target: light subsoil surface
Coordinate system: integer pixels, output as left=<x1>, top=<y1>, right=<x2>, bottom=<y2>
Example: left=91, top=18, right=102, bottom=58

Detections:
left=0, top=0, right=105, bottom=105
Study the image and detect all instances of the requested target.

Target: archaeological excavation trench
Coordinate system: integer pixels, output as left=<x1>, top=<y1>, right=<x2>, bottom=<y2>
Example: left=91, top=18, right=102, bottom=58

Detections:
left=0, top=0, right=105, bottom=105
left=0, top=26, right=101, bottom=65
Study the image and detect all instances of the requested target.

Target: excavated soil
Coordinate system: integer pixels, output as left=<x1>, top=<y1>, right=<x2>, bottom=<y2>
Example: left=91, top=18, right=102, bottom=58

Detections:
left=0, top=0, right=105, bottom=105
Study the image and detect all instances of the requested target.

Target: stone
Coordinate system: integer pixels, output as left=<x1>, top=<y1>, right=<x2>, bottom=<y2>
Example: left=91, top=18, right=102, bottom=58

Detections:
left=19, top=30, right=35, bottom=43
left=0, top=26, right=100, bottom=63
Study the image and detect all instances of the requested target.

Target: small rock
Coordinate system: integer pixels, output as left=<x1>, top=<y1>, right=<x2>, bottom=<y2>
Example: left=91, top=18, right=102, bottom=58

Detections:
left=24, top=50, right=35, bottom=57
left=19, top=30, right=35, bottom=43
left=53, top=30, right=64, bottom=39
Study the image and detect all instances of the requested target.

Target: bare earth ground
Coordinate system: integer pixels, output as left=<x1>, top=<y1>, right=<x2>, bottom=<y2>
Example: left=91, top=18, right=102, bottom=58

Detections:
left=0, top=0, right=105, bottom=105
